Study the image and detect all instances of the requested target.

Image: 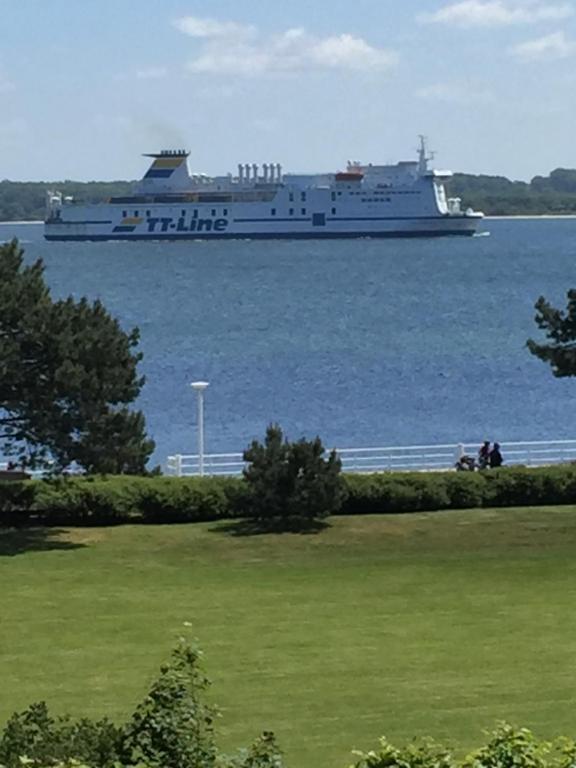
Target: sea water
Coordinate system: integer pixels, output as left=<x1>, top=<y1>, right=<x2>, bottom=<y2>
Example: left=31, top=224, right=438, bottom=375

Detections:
left=2, top=219, right=576, bottom=464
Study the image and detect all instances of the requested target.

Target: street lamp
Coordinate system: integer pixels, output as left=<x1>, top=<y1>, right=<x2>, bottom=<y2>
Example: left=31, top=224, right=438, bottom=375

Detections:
left=190, top=381, right=209, bottom=476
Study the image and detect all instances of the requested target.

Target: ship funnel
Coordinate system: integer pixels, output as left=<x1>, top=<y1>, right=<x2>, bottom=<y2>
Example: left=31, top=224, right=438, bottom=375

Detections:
left=238, top=163, right=244, bottom=182
left=276, top=163, right=282, bottom=182
left=252, top=163, right=258, bottom=182
left=268, top=163, right=275, bottom=183
left=137, top=150, right=191, bottom=192
left=244, top=163, right=251, bottom=181
left=262, top=163, right=269, bottom=182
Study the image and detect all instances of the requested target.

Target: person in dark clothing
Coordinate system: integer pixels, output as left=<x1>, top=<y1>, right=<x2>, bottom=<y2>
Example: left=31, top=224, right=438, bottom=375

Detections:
left=489, top=442, right=503, bottom=468
left=478, top=441, right=490, bottom=469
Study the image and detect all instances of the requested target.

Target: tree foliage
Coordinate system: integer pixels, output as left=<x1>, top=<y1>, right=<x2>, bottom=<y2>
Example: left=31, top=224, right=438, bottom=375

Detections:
left=121, top=642, right=216, bottom=768
left=0, top=639, right=284, bottom=768
left=447, top=169, right=576, bottom=216
left=242, top=424, right=344, bottom=525
left=350, top=726, right=576, bottom=768
left=527, top=290, right=576, bottom=377
left=0, top=239, right=154, bottom=473
left=350, top=734, right=453, bottom=768
left=0, top=702, right=121, bottom=768
left=0, top=180, right=133, bottom=223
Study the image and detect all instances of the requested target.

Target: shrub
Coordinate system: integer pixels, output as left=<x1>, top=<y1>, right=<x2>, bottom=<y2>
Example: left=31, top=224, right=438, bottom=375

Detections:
left=0, top=702, right=122, bottom=768
left=224, top=732, right=284, bottom=768
left=442, top=472, right=486, bottom=509
left=343, top=465, right=576, bottom=516
left=0, top=640, right=284, bottom=768
left=0, top=480, right=38, bottom=525
left=32, top=477, right=143, bottom=525
left=138, top=477, right=236, bottom=523
left=342, top=474, right=451, bottom=515
left=463, top=723, right=550, bottom=768
left=2, top=464, right=576, bottom=528
left=121, top=641, right=217, bottom=768
left=242, top=424, right=344, bottom=524
left=482, top=466, right=576, bottom=508
left=350, top=726, right=569, bottom=768
left=350, top=734, right=453, bottom=768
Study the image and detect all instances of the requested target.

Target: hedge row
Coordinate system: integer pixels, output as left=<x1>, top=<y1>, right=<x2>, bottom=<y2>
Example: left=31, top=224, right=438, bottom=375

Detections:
left=342, top=464, right=576, bottom=513
left=0, top=476, right=244, bottom=526
left=2, top=465, right=576, bottom=526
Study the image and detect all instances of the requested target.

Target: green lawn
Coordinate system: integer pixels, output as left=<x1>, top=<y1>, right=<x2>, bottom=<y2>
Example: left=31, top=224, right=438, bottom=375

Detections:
left=2, top=508, right=576, bottom=768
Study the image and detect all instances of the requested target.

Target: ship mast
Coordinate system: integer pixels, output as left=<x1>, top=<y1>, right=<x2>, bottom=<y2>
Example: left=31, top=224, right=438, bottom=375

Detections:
left=418, top=135, right=429, bottom=174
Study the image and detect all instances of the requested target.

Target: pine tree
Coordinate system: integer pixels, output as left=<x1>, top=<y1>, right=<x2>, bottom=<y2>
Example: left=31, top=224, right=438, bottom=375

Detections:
left=527, top=289, right=576, bottom=377
left=0, top=239, right=154, bottom=473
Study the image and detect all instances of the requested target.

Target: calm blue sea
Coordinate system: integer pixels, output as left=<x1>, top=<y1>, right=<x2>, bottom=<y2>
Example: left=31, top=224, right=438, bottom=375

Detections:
left=2, top=220, right=576, bottom=464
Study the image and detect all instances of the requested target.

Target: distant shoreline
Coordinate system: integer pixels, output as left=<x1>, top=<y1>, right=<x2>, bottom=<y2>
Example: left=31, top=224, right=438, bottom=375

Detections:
left=485, top=214, right=576, bottom=220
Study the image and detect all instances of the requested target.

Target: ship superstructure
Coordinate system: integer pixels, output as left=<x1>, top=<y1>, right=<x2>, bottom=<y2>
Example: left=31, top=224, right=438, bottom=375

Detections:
left=44, top=139, right=483, bottom=241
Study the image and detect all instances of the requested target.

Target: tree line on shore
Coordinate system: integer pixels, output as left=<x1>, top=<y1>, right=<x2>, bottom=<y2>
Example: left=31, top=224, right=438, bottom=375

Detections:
left=448, top=167, right=576, bottom=215
left=2, top=167, right=576, bottom=220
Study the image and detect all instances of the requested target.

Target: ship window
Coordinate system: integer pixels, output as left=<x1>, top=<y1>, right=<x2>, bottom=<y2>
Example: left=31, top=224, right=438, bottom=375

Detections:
left=193, top=210, right=198, bottom=218
left=271, top=208, right=276, bottom=216
left=331, top=192, right=336, bottom=201
left=223, top=209, right=228, bottom=216
left=289, top=208, right=294, bottom=215
left=301, top=208, right=306, bottom=215
left=211, top=209, right=216, bottom=217
left=289, top=193, right=294, bottom=202
left=122, top=210, right=127, bottom=217
left=331, top=207, right=336, bottom=215
left=146, top=210, right=151, bottom=217
left=301, top=192, right=306, bottom=202
left=181, top=210, right=186, bottom=217
left=134, top=210, right=139, bottom=217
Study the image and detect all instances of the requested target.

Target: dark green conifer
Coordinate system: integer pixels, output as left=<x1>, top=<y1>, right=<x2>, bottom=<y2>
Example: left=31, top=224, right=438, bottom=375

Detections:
left=0, top=239, right=154, bottom=473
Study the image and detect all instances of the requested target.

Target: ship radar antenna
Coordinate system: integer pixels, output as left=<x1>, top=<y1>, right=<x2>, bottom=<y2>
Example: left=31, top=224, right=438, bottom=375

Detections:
left=417, top=135, right=432, bottom=174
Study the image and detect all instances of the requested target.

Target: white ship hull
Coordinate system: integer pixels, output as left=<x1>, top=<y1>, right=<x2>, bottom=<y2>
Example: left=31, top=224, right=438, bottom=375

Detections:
left=45, top=142, right=483, bottom=242
left=45, top=213, right=481, bottom=241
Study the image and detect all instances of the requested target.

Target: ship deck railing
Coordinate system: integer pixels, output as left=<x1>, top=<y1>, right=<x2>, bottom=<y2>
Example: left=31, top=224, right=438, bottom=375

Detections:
left=165, top=438, right=576, bottom=477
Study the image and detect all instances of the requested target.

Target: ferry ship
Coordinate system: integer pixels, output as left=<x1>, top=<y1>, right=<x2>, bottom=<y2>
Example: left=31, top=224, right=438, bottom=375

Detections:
left=44, top=139, right=483, bottom=241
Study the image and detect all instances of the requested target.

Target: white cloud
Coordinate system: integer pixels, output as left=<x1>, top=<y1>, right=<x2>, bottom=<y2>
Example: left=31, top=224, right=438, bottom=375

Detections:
left=416, top=81, right=494, bottom=103
left=419, top=1, right=574, bottom=27
left=510, top=29, right=576, bottom=58
left=174, top=16, right=397, bottom=76
left=312, top=33, right=397, bottom=70
left=173, top=16, right=256, bottom=40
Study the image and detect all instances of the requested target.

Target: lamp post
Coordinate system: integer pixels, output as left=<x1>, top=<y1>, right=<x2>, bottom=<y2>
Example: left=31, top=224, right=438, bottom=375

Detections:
left=190, top=381, right=209, bottom=476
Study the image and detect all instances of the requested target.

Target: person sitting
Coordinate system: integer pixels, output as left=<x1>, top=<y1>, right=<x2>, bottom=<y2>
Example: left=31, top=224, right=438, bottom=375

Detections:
left=489, top=442, right=503, bottom=468
left=478, top=441, right=490, bottom=470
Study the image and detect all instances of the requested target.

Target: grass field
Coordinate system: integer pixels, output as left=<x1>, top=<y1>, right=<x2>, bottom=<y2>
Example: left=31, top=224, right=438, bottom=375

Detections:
left=2, top=508, right=576, bottom=768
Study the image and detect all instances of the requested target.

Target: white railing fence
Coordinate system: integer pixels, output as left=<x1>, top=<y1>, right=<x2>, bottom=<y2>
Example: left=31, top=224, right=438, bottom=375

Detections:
left=166, top=438, right=576, bottom=477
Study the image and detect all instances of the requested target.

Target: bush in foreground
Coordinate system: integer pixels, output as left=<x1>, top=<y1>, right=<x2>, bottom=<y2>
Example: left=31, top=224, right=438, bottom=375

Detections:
left=351, top=724, right=576, bottom=768
left=0, top=639, right=284, bottom=768
left=2, top=649, right=575, bottom=768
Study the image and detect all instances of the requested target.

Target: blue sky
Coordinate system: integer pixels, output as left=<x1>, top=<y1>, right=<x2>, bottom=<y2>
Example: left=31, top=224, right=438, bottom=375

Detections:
left=2, top=0, right=576, bottom=181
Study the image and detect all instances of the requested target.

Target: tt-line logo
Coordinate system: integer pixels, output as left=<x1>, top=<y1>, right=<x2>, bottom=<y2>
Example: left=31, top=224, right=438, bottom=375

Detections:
left=146, top=216, right=229, bottom=233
